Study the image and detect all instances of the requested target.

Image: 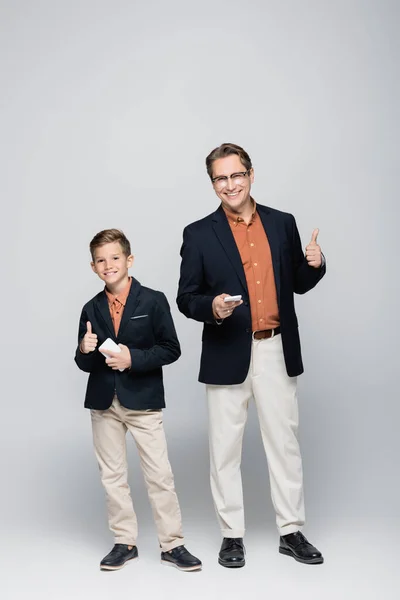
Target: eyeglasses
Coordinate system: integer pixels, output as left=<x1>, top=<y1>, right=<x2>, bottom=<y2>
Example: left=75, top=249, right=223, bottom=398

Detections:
left=211, top=170, right=250, bottom=190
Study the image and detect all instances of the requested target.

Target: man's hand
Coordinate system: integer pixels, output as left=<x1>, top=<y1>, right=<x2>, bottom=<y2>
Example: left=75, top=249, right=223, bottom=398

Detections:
left=212, top=293, right=243, bottom=320
left=305, top=229, right=322, bottom=269
left=80, top=321, right=98, bottom=354
left=104, top=344, right=132, bottom=371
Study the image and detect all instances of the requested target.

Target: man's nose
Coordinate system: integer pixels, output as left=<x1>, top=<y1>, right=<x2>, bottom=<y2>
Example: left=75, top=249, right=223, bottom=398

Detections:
left=226, top=176, right=235, bottom=191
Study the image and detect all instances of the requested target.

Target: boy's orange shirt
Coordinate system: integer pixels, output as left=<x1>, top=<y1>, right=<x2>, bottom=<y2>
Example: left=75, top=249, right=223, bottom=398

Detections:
left=104, top=277, right=132, bottom=335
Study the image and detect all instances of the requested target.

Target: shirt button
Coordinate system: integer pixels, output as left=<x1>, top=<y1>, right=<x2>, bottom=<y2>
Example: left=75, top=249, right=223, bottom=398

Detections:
left=250, top=243, right=254, bottom=247
left=260, top=318, right=264, bottom=322
left=257, top=281, right=260, bottom=284
left=254, top=263, right=257, bottom=266
left=258, top=300, right=261, bottom=303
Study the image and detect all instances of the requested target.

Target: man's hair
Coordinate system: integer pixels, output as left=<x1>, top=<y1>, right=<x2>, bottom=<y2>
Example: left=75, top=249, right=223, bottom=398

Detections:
left=89, top=228, right=131, bottom=259
left=205, top=143, right=252, bottom=179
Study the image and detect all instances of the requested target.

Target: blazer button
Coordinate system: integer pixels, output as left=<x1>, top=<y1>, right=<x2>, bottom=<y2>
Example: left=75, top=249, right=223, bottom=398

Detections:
left=246, top=328, right=250, bottom=333
left=244, top=301, right=249, bottom=306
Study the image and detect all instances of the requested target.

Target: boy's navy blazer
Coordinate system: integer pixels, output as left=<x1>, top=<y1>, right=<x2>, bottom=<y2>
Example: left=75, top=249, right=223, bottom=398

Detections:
left=176, top=203, right=326, bottom=384
left=75, top=278, right=180, bottom=410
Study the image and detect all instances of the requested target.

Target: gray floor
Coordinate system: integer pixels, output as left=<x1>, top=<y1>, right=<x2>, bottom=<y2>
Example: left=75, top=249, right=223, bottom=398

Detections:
left=3, top=520, right=395, bottom=600
left=3, top=407, right=397, bottom=600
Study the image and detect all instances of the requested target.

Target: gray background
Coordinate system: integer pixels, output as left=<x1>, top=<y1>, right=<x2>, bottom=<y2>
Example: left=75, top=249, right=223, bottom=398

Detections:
left=1, top=1, right=398, bottom=598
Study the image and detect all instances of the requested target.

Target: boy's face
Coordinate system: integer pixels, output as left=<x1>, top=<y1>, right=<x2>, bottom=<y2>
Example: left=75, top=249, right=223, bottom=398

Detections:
left=91, top=242, right=133, bottom=287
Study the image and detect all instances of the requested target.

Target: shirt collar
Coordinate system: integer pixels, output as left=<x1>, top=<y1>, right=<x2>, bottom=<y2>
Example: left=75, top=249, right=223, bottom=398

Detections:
left=105, top=277, right=132, bottom=306
left=222, top=198, right=257, bottom=225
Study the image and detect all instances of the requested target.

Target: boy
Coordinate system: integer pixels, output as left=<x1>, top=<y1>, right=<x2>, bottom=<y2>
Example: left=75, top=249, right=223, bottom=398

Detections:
left=75, top=228, right=201, bottom=572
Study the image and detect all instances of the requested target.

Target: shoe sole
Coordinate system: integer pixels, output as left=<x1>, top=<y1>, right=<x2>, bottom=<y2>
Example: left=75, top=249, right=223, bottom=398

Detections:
left=218, top=557, right=245, bottom=568
left=100, top=556, right=138, bottom=571
left=279, top=547, right=324, bottom=564
left=161, top=559, right=202, bottom=572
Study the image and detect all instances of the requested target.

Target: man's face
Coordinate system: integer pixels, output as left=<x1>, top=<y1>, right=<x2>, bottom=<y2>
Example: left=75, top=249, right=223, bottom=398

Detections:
left=211, top=154, right=254, bottom=213
left=91, top=241, right=133, bottom=287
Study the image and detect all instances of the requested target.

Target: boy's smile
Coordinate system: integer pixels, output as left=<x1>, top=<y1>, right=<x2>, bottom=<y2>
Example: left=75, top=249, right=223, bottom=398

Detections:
left=91, top=241, right=134, bottom=294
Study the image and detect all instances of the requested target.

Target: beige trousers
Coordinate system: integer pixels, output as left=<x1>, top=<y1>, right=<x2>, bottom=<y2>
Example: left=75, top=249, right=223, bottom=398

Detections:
left=90, top=396, right=184, bottom=551
left=207, top=334, right=305, bottom=537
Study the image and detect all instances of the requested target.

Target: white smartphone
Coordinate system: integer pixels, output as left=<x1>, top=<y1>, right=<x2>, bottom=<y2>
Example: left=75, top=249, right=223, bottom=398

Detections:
left=99, top=338, right=124, bottom=372
left=224, top=295, right=242, bottom=303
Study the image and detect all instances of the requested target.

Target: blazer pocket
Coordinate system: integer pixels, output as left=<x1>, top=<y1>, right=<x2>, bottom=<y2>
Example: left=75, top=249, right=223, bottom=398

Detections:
left=131, top=315, right=149, bottom=320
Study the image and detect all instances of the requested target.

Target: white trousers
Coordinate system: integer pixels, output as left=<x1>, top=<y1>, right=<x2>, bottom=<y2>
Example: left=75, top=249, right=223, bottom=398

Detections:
left=207, top=334, right=305, bottom=537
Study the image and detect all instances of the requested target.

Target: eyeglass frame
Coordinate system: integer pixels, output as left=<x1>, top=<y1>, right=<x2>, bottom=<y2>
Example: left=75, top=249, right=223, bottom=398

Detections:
left=211, top=169, right=252, bottom=188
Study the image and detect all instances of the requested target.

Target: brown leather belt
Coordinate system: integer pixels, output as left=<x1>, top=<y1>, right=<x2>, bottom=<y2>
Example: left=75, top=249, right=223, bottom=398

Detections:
left=253, top=327, right=281, bottom=340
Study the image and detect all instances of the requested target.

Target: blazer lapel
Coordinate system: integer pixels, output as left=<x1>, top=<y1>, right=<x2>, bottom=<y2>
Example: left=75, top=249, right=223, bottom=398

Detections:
left=212, top=206, right=248, bottom=294
left=257, top=205, right=281, bottom=304
left=95, top=292, right=115, bottom=339
left=117, top=277, right=141, bottom=338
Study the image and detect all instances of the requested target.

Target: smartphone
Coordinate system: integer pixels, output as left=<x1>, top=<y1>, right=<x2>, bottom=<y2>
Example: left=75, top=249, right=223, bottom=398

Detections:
left=224, top=295, right=242, bottom=302
left=99, top=338, right=124, bottom=372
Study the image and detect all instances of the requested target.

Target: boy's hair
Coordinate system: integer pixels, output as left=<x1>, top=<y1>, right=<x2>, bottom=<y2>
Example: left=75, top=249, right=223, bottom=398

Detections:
left=205, top=143, right=253, bottom=180
left=90, top=229, right=131, bottom=259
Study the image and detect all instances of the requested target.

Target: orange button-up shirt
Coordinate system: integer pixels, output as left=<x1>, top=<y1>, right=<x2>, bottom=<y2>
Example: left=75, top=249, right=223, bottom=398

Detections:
left=223, top=202, right=280, bottom=331
left=104, top=277, right=132, bottom=335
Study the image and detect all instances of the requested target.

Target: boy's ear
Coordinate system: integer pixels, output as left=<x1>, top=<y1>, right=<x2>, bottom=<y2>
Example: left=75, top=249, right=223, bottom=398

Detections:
left=127, top=254, right=134, bottom=268
left=90, top=261, right=96, bottom=273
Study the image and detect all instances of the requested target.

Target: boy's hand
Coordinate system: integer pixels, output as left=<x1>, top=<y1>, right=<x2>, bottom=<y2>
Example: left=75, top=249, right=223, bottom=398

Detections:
left=80, top=321, right=98, bottom=354
left=104, top=344, right=132, bottom=370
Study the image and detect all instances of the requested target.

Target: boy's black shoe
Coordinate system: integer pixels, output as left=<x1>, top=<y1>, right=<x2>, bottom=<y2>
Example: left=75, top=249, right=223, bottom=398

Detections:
left=218, top=537, right=245, bottom=568
left=100, top=544, right=138, bottom=570
left=161, top=545, right=202, bottom=571
left=279, top=532, right=324, bottom=564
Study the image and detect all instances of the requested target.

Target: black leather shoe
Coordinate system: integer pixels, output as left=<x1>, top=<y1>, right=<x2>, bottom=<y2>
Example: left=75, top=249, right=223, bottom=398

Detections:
left=100, top=544, right=138, bottom=570
left=279, top=531, right=323, bottom=564
left=161, top=545, right=202, bottom=571
left=218, top=538, right=245, bottom=568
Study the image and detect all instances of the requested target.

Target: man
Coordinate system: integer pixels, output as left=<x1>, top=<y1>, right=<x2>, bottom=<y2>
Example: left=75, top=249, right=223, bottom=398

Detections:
left=177, top=143, right=325, bottom=568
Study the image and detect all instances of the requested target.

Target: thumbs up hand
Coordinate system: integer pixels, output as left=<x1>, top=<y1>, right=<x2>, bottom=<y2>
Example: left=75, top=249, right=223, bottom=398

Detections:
left=80, top=321, right=98, bottom=354
left=305, top=228, right=322, bottom=268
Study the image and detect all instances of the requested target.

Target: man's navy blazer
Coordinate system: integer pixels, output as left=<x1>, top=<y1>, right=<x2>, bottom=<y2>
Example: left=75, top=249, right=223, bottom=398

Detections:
left=75, top=278, right=181, bottom=410
left=176, top=203, right=326, bottom=384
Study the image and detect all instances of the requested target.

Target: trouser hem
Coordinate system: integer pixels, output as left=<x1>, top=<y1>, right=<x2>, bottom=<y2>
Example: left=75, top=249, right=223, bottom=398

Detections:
left=278, top=524, right=304, bottom=537
left=114, top=537, right=137, bottom=546
left=221, top=529, right=245, bottom=539
left=161, top=538, right=185, bottom=552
